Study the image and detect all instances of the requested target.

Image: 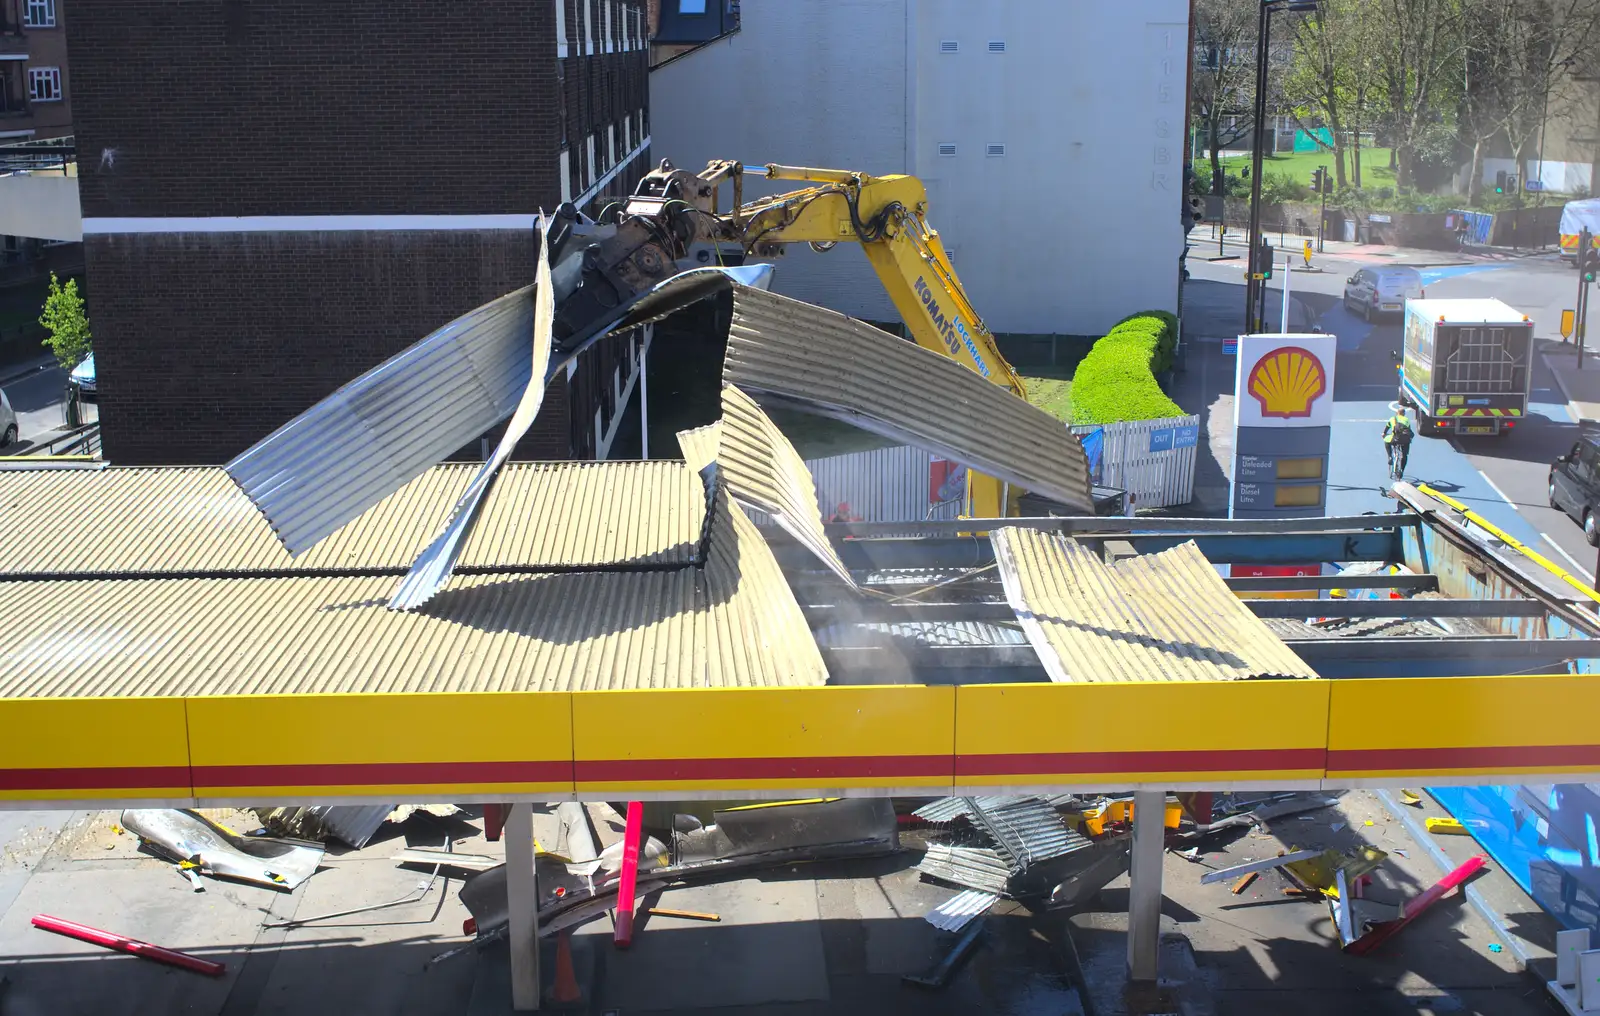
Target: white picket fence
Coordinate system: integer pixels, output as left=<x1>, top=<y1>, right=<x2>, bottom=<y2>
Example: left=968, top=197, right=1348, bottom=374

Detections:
left=1070, top=415, right=1200, bottom=510
left=760, top=416, right=1199, bottom=525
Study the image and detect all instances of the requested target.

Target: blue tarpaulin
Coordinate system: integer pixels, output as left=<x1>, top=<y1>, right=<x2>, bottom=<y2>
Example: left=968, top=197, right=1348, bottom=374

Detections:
left=1079, top=427, right=1104, bottom=480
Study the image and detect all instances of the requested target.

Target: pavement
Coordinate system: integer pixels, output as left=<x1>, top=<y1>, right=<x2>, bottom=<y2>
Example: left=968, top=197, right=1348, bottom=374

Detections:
left=1193, top=225, right=1558, bottom=270
left=1542, top=344, right=1600, bottom=422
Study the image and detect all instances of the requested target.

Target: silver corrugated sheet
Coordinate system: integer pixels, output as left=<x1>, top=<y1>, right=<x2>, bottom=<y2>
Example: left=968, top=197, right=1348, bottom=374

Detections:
left=916, top=843, right=1011, bottom=895
left=991, top=529, right=1318, bottom=683
left=914, top=796, right=1016, bottom=823
left=721, top=286, right=1093, bottom=514
left=925, top=889, right=998, bottom=931
left=226, top=285, right=536, bottom=557
left=810, top=621, right=1029, bottom=650
left=715, top=385, right=857, bottom=589
left=967, top=797, right=1090, bottom=870
left=390, top=225, right=557, bottom=610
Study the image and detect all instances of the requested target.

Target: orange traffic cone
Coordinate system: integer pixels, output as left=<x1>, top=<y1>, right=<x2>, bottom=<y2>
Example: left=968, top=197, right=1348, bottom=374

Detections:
left=551, top=931, right=581, bottom=1005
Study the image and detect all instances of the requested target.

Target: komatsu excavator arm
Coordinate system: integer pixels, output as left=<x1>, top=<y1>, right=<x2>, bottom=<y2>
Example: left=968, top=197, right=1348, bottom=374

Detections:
left=549, top=158, right=1034, bottom=515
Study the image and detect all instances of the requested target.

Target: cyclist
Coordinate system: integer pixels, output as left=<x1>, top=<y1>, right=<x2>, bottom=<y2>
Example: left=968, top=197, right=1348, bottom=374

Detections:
left=1383, top=408, right=1414, bottom=480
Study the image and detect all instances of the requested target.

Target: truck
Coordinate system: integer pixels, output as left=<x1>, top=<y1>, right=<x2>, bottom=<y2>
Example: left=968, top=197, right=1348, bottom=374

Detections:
left=1397, top=298, right=1532, bottom=437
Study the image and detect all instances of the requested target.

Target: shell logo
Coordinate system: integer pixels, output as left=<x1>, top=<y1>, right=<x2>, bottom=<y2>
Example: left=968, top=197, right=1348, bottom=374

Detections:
left=1248, top=346, right=1327, bottom=419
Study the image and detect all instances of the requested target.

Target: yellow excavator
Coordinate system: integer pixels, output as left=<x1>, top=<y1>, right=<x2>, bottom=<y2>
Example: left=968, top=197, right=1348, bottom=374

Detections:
left=547, top=158, right=1031, bottom=517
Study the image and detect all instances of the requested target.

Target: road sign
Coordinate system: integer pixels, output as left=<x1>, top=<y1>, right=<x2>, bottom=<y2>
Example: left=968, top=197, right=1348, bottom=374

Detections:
left=1563, top=309, right=1576, bottom=339
left=1527, top=179, right=1546, bottom=193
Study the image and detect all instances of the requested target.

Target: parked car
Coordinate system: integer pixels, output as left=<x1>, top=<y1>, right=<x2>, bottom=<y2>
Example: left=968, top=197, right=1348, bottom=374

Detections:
left=68, top=353, right=96, bottom=402
left=1342, top=266, right=1425, bottom=321
left=0, top=387, right=15, bottom=446
left=1549, top=430, right=1600, bottom=545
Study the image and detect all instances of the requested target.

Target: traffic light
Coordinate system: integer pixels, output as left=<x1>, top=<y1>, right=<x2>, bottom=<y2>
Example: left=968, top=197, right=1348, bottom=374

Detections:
left=1507, top=174, right=1519, bottom=193
left=1311, top=167, right=1324, bottom=194
left=1495, top=170, right=1507, bottom=194
left=1260, top=241, right=1274, bottom=280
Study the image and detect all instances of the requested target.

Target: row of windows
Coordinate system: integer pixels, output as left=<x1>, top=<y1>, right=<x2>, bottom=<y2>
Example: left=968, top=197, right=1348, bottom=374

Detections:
left=556, top=0, right=646, bottom=59
left=561, top=108, right=646, bottom=205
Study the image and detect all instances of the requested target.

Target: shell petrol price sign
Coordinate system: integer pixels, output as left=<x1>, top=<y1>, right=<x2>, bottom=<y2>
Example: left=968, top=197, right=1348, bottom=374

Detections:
left=1230, top=333, right=1337, bottom=522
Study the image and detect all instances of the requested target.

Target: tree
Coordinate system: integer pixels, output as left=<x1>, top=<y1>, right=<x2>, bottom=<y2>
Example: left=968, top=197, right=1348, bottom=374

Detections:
left=1374, top=0, right=1464, bottom=189
left=1284, top=1, right=1354, bottom=189
left=39, top=272, right=90, bottom=370
left=1460, top=0, right=1600, bottom=203
left=1192, top=0, right=1259, bottom=194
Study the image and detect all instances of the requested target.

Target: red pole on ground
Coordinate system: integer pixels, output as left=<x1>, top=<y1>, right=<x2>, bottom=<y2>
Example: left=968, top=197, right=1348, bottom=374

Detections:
left=1344, top=855, right=1486, bottom=956
left=613, top=801, right=644, bottom=949
left=32, top=914, right=226, bottom=977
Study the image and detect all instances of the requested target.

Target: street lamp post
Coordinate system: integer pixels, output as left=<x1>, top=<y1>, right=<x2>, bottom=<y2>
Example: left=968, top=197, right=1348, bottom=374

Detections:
left=1244, top=0, right=1319, bottom=334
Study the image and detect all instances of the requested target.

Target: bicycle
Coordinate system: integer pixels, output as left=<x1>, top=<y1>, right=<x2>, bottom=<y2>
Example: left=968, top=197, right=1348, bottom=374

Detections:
left=1386, top=441, right=1409, bottom=482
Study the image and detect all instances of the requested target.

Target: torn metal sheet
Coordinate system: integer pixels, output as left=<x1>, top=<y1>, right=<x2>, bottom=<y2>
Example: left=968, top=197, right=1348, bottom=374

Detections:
left=227, top=260, right=770, bottom=563
left=991, top=530, right=1319, bottom=683
left=917, top=843, right=1012, bottom=895
left=714, top=385, right=857, bottom=590
left=121, top=809, right=323, bottom=891
left=926, top=889, right=998, bottom=931
left=390, top=223, right=558, bottom=610
left=697, top=798, right=897, bottom=860
left=913, top=797, right=1017, bottom=824
left=257, top=805, right=394, bottom=849
left=226, top=284, right=537, bottom=557
left=1198, top=849, right=1322, bottom=885
left=555, top=801, right=601, bottom=877
left=393, top=847, right=499, bottom=870
left=720, top=286, right=1092, bottom=513
left=963, top=797, right=1091, bottom=871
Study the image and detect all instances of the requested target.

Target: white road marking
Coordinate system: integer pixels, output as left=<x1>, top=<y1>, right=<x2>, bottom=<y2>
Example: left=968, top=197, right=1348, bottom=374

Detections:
left=1478, top=469, right=1519, bottom=511
left=1541, top=532, right=1589, bottom=574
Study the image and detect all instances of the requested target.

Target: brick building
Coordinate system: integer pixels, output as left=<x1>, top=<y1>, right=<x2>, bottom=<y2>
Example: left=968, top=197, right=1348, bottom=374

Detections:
left=67, top=1, right=651, bottom=465
left=0, top=0, right=71, bottom=141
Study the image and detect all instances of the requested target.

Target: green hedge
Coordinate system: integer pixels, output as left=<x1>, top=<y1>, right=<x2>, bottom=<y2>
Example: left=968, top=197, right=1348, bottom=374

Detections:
left=1068, top=311, right=1184, bottom=425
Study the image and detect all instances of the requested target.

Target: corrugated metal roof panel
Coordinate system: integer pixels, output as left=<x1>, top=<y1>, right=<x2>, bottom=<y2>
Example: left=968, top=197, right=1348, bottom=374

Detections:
left=391, top=226, right=559, bottom=610
left=716, top=385, right=856, bottom=589
left=226, top=285, right=537, bottom=556
left=925, top=889, right=998, bottom=931
left=0, top=493, right=826, bottom=696
left=991, top=529, right=1317, bottom=683
left=917, top=843, right=1011, bottom=895
left=969, top=797, right=1091, bottom=869
left=0, top=462, right=703, bottom=576
left=721, top=287, right=1092, bottom=514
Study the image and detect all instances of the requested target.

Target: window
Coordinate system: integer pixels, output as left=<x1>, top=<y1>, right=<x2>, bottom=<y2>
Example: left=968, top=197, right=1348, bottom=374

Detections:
left=937, top=143, right=957, bottom=157
left=986, top=143, right=1006, bottom=157
left=988, top=40, right=1006, bottom=53
left=28, top=67, right=59, bottom=102
left=679, top=0, right=707, bottom=13
left=23, top=0, right=54, bottom=27
left=939, top=40, right=958, bottom=53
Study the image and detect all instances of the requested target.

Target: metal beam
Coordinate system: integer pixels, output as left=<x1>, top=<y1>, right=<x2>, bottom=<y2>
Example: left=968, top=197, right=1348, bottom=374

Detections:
left=1127, top=789, right=1165, bottom=982
left=826, top=513, right=1419, bottom=538
left=1287, top=636, right=1582, bottom=660
left=1245, top=599, right=1549, bottom=619
left=505, top=803, right=540, bottom=1011
left=803, top=603, right=1015, bottom=623
left=1225, top=573, right=1438, bottom=592
left=803, top=532, right=1400, bottom=571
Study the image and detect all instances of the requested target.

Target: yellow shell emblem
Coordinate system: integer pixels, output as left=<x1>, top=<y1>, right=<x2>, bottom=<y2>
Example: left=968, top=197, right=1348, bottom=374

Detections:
left=1248, top=346, right=1327, bottom=419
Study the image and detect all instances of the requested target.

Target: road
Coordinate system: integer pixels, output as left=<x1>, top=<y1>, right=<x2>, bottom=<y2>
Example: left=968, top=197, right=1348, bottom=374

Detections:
left=1180, top=242, right=1596, bottom=579
left=0, top=358, right=94, bottom=446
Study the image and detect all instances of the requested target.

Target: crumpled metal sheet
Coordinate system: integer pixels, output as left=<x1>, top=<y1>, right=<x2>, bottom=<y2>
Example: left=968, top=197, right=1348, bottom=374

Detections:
left=256, top=805, right=394, bottom=849
left=916, top=842, right=1011, bottom=895
left=227, top=261, right=772, bottom=565
left=925, top=889, right=998, bottom=931
left=226, top=285, right=536, bottom=557
left=389, top=223, right=557, bottom=610
left=967, top=797, right=1091, bottom=871
left=122, top=808, right=324, bottom=890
